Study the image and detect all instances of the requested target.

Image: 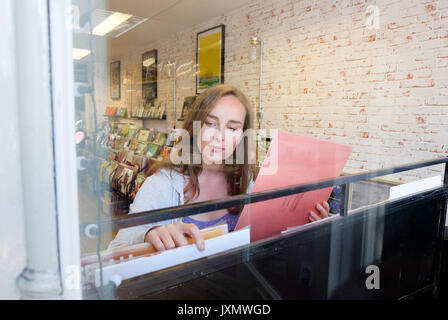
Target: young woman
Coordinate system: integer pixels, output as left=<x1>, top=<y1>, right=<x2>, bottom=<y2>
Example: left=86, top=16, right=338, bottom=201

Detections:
left=108, top=84, right=329, bottom=251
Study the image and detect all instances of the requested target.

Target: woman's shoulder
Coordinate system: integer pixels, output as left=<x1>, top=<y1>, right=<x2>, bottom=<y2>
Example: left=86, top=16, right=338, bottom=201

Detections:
left=143, top=168, right=179, bottom=186
left=141, top=167, right=185, bottom=193
left=130, top=168, right=184, bottom=214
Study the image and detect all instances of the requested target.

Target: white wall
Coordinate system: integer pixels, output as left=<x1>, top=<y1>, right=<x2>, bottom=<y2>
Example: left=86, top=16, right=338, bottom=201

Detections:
left=107, top=0, right=448, bottom=182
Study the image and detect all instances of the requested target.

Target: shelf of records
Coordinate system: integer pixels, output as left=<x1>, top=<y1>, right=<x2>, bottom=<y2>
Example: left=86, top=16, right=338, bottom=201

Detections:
left=105, top=100, right=167, bottom=120
left=83, top=123, right=179, bottom=217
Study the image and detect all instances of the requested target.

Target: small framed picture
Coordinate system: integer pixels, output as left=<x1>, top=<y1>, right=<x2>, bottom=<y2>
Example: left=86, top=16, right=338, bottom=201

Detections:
left=196, top=25, right=225, bottom=94
left=142, top=49, right=158, bottom=105
left=179, top=96, right=197, bottom=120
left=110, top=61, right=121, bottom=100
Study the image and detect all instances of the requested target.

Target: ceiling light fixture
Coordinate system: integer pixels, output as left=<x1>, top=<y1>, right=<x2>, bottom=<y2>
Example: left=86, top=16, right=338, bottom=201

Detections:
left=92, top=12, right=132, bottom=36
left=79, top=9, right=147, bottom=38
left=72, top=48, right=91, bottom=60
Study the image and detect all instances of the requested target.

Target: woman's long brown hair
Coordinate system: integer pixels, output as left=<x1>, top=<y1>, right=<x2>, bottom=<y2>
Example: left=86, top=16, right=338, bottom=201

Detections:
left=146, top=84, right=256, bottom=214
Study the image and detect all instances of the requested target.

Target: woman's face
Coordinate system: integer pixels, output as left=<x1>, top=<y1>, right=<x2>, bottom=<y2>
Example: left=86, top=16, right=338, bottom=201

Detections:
left=198, top=95, right=247, bottom=165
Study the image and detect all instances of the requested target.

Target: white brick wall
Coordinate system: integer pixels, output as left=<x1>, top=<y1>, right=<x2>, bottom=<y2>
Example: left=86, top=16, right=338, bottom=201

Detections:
left=107, top=0, right=448, bottom=182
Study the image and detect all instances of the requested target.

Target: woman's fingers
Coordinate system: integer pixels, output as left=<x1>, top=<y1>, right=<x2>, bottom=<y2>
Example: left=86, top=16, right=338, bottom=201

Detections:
left=316, top=202, right=329, bottom=218
left=179, top=222, right=205, bottom=251
left=309, top=211, right=320, bottom=222
left=166, top=224, right=189, bottom=247
left=145, top=222, right=205, bottom=252
left=156, top=227, right=176, bottom=250
left=147, top=229, right=166, bottom=252
left=322, top=201, right=330, bottom=212
left=309, top=201, right=331, bottom=223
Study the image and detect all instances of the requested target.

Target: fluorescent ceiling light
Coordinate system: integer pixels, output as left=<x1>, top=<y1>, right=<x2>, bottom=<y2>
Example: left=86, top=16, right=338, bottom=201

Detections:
left=79, top=9, right=147, bottom=38
left=143, top=58, right=155, bottom=67
left=92, top=12, right=132, bottom=36
left=73, top=48, right=91, bottom=60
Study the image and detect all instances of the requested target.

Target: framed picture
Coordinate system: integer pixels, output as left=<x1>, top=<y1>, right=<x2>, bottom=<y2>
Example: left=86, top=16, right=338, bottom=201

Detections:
left=196, top=25, right=225, bottom=94
left=142, top=49, right=158, bottom=105
left=179, top=96, right=197, bottom=120
left=110, top=61, right=121, bottom=100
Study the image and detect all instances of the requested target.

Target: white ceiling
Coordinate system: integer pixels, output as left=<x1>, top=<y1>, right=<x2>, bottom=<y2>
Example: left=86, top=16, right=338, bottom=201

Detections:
left=107, top=0, right=254, bottom=57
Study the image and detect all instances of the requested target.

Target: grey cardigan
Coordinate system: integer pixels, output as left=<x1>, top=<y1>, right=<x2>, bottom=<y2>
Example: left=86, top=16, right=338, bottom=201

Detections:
left=108, top=168, right=254, bottom=249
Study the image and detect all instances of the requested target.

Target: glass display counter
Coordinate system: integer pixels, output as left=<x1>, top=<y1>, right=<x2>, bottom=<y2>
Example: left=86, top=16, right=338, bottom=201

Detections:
left=80, top=158, right=447, bottom=300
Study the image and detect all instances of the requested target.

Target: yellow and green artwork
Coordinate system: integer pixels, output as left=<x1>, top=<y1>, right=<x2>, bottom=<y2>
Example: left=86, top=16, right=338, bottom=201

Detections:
left=196, top=25, right=224, bottom=93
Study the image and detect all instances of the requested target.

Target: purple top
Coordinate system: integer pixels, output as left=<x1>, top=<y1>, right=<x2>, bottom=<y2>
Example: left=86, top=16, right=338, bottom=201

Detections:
left=182, top=213, right=240, bottom=232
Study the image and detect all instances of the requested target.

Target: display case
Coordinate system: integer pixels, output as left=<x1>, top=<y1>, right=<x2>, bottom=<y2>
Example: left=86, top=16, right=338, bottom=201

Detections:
left=80, top=158, right=448, bottom=300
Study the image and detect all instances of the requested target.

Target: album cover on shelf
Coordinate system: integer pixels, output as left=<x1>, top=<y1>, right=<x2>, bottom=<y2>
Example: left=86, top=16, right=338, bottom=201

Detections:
left=116, top=151, right=127, bottom=163
left=135, top=142, right=148, bottom=155
left=129, top=173, right=147, bottom=200
left=111, top=165, right=125, bottom=190
left=106, top=135, right=114, bottom=148
left=114, top=138, right=123, bottom=150
left=103, top=161, right=118, bottom=183
left=106, top=106, right=118, bottom=116
left=99, top=161, right=110, bottom=182
left=124, top=152, right=135, bottom=165
left=127, top=126, right=137, bottom=139
left=145, top=143, right=160, bottom=158
left=138, top=107, right=144, bottom=118
left=155, top=132, right=167, bottom=146
left=137, top=130, right=150, bottom=141
left=119, top=138, right=129, bottom=149
left=158, top=102, right=166, bottom=119
left=111, top=123, right=119, bottom=133
left=165, top=131, right=174, bottom=147
left=129, top=139, right=139, bottom=151
left=120, top=167, right=135, bottom=195
left=160, top=146, right=172, bottom=160
left=119, top=124, right=129, bottom=136
left=112, top=136, right=120, bottom=148
left=148, top=128, right=157, bottom=142
left=150, top=108, right=156, bottom=118
left=132, top=155, right=148, bottom=171
left=154, top=101, right=162, bottom=117
left=135, top=173, right=147, bottom=187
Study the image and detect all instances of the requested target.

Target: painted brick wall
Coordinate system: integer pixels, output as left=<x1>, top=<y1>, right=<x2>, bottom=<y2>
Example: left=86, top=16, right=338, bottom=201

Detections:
left=107, top=0, right=448, bottom=182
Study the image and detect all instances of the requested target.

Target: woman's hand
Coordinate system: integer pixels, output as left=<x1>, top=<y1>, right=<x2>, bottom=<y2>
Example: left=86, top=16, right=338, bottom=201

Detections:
left=144, top=221, right=205, bottom=252
left=309, top=201, right=330, bottom=222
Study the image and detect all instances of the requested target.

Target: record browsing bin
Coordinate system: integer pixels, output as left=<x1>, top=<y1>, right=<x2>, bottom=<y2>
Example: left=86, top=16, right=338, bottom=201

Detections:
left=96, top=118, right=178, bottom=217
